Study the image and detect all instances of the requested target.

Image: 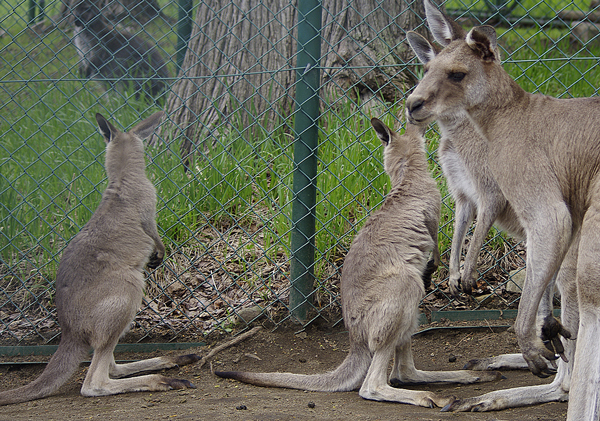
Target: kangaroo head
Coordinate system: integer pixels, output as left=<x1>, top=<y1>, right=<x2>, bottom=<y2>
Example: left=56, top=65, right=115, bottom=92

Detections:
left=405, top=1, right=502, bottom=125
left=95, top=111, right=164, bottom=179
left=371, top=118, right=426, bottom=182
left=73, top=2, right=106, bottom=32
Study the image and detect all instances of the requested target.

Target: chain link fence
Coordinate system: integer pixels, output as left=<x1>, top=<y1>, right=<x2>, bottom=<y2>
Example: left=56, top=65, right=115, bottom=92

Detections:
left=1, top=0, right=598, bottom=346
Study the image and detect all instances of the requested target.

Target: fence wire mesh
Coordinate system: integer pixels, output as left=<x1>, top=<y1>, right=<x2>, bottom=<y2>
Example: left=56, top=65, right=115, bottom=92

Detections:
left=1, top=0, right=598, bottom=345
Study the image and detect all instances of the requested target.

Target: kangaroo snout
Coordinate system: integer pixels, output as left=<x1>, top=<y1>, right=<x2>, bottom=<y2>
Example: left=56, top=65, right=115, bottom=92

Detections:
left=406, top=95, right=429, bottom=124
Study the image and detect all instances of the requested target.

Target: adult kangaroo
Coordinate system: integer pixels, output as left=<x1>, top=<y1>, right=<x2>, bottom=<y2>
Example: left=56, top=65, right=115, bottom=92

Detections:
left=0, top=112, right=198, bottom=406
left=417, top=0, right=524, bottom=298
left=416, top=0, right=562, bottom=373
left=405, top=6, right=597, bottom=419
left=215, top=119, right=501, bottom=408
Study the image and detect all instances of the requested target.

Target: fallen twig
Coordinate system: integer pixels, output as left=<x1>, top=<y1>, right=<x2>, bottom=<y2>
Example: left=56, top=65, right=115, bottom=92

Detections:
left=199, top=326, right=262, bottom=368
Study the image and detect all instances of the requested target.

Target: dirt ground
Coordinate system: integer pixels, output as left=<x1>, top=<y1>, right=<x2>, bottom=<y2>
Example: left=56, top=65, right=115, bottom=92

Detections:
left=0, top=321, right=567, bottom=421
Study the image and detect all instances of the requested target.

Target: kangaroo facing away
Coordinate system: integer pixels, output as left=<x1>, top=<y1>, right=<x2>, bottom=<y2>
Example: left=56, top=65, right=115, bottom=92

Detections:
left=215, top=119, right=501, bottom=408
left=405, top=8, right=600, bottom=419
left=0, top=112, right=199, bottom=406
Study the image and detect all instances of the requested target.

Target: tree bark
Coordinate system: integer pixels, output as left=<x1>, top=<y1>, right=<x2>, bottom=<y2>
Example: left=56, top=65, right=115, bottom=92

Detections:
left=163, top=0, right=428, bottom=160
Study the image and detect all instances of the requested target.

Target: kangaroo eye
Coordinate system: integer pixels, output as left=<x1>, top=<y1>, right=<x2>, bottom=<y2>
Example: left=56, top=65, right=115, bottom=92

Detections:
left=449, top=72, right=466, bottom=82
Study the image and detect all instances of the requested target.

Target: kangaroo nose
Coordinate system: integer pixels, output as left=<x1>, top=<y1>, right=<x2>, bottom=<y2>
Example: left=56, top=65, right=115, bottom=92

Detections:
left=407, top=97, right=424, bottom=115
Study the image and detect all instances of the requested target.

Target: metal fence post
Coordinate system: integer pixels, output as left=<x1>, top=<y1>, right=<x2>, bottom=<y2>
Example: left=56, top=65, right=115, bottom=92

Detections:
left=177, top=0, right=194, bottom=72
left=289, top=0, right=322, bottom=324
left=28, top=0, right=44, bottom=24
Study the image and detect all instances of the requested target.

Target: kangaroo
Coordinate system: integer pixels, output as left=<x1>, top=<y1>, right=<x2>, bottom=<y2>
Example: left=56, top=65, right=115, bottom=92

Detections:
left=417, top=0, right=563, bottom=371
left=405, top=8, right=600, bottom=419
left=0, top=112, right=199, bottom=406
left=418, top=0, right=524, bottom=298
left=215, top=118, right=501, bottom=408
left=72, top=2, right=170, bottom=101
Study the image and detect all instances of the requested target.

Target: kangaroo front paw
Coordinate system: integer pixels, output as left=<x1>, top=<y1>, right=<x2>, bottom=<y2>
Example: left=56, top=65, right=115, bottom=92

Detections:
left=147, top=251, right=164, bottom=269
left=541, top=315, right=572, bottom=363
left=448, top=276, right=462, bottom=297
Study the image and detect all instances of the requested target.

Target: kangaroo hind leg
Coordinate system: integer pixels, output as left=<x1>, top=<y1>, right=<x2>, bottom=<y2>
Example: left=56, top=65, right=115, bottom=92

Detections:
left=359, top=337, right=453, bottom=408
left=109, top=353, right=201, bottom=379
left=81, top=294, right=196, bottom=397
left=389, top=339, right=502, bottom=386
left=357, top=288, right=453, bottom=408
left=567, top=204, right=600, bottom=421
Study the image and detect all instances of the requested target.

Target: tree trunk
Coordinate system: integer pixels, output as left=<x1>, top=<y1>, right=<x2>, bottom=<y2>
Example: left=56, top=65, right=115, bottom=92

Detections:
left=163, top=0, right=428, bottom=160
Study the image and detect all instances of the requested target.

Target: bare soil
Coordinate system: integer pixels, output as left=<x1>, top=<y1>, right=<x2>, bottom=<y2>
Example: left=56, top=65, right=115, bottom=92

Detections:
left=0, top=321, right=567, bottom=421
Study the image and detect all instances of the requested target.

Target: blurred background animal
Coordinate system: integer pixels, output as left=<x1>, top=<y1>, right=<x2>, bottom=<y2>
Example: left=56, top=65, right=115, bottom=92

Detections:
left=72, top=1, right=170, bottom=102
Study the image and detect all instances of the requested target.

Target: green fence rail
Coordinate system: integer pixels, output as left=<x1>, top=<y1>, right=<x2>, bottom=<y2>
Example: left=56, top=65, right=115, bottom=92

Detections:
left=1, top=0, right=598, bottom=346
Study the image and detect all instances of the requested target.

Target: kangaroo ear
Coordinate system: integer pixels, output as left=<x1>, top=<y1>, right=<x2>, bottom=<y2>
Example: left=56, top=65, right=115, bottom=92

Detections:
left=371, top=118, right=393, bottom=146
left=423, top=0, right=466, bottom=45
left=407, top=31, right=438, bottom=64
left=95, top=113, right=118, bottom=144
left=132, top=111, right=165, bottom=140
left=466, top=26, right=501, bottom=62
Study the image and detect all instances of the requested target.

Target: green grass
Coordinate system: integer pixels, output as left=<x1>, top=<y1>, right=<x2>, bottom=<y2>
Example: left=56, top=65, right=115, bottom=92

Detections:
left=2, top=0, right=600, bottom=292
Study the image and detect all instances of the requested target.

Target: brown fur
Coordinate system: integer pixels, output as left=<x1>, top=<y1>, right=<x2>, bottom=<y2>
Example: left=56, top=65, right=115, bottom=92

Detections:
left=0, top=112, right=198, bottom=406
left=215, top=118, right=501, bottom=408
left=406, top=8, right=598, bottom=418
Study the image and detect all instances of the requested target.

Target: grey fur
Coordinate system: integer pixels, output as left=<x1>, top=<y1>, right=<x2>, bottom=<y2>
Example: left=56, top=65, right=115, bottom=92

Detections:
left=409, top=0, right=523, bottom=298
left=411, top=0, right=561, bottom=382
left=215, top=119, right=501, bottom=408
left=405, top=8, right=598, bottom=419
left=0, top=112, right=198, bottom=406
left=73, top=2, right=170, bottom=101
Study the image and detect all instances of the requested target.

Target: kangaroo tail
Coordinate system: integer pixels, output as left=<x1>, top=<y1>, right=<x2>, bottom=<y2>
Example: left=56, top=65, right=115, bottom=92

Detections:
left=215, top=343, right=371, bottom=392
left=0, top=337, right=88, bottom=405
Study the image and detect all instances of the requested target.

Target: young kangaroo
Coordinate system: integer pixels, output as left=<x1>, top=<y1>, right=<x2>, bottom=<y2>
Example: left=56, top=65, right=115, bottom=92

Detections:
left=405, top=10, right=599, bottom=420
left=73, top=2, right=170, bottom=101
left=0, top=112, right=198, bottom=406
left=215, top=118, right=501, bottom=408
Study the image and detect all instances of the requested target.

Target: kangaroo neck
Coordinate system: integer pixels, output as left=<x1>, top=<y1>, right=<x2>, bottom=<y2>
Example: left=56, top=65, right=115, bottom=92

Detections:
left=468, top=70, right=527, bottom=139
left=388, top=152, right=429, bottom=192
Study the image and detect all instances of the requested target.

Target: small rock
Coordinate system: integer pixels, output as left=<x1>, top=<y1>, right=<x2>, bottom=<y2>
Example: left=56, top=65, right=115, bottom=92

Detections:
left=236, top=405, right=248, bottom=410
left=299, top=357, right=307, bottom=363
left=234, top=306, right=263, bottom=325
left=507, top=269, right=526, bottom=293
left=448, top=354, right=457, bottom=363
left=296, top=332, right=308, bottom=340
left=308, top=401, right=316, bottom=408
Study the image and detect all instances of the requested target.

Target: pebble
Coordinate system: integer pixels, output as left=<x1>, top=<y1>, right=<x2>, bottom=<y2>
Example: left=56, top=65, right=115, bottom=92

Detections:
left=448, top=354, right=457, bottom=363
left=236, top=405, right=247, bottom=410
left=308, top=402, right=316, bottom=408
